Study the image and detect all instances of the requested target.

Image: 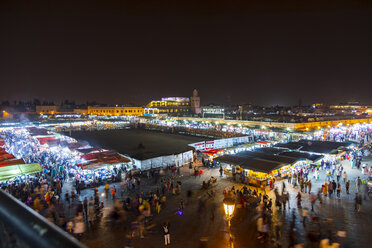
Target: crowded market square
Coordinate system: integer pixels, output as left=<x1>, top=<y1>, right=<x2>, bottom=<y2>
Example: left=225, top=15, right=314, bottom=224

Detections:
left=1, top=121, right=372, bottom=248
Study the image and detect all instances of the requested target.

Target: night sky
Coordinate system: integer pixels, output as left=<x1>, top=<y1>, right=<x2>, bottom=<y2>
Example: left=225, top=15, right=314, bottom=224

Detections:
left=1, top=1, right=371, bottom=106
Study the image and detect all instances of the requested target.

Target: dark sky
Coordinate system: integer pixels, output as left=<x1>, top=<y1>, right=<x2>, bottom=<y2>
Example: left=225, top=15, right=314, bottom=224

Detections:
left=1, top=0, right=372, bottom=106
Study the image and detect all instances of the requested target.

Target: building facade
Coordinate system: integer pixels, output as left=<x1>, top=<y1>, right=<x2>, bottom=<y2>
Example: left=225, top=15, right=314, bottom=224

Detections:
left=173, top=116, right=372, bottom=132
left=88, top=106, right=143, bottom=116
left=202, top=107, right=225, bottom=119
left=146, top=97, right=191, bottom=115
left=36, top=105, right=60, bottom=115
left=329, top=103, right=372, bottom=114
left=145, top=89, right=202, bottom=116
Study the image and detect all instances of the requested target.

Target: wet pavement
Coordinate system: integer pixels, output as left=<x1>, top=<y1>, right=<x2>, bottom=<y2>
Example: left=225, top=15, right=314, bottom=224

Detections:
left=65, top=157, right=372, bottom=248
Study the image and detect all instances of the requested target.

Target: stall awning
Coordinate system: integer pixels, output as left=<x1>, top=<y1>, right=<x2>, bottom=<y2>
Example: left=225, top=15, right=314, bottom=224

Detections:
left=0, top=163, right=42, bottom=181
left=0, top=153, right=15, bottom=161
left=82, top=151, right=130, bottom=164
left=77, top=147, right=103, bottom=154
left=202, top=149, right=224, bottom=156
left=255, top=141, right=271, bottom=145
left=36, top=136, right=58, bottom=145
left=0, top=159, right=26, bottom=167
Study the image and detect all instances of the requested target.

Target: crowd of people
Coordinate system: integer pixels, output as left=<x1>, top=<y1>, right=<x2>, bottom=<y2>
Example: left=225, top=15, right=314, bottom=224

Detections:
left=253, top=150, right=371, bottom=246
left=0, top=123, right=371, bottom=248
left=0, top=127, right=191, bottom=245
left=0, top=129, right=127, bottom=238
left=223, top=156, right=369, bottom=248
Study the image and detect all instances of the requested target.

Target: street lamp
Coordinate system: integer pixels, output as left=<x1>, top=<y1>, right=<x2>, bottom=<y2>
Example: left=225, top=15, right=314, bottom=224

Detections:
left=223, top=197, right=235, bottom=248
left=223, top=197, right=235, bottom=225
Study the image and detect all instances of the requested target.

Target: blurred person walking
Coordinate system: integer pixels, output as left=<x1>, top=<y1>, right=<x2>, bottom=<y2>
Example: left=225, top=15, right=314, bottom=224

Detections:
left=163, top=222, right=171, bottom=246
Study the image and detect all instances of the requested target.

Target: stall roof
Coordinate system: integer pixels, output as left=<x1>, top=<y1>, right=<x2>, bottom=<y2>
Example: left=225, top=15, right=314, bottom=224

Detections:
left=67, top=142, right=87, bottom=150
left=237, top=151, right=301, bottom=164
left=77, top=148, right=103, bottom=154
left=27, top=127, right=49, bottom=136
left=254, top=147, right=288, bottom=155
left=215, top=154, right=247, bottom=166
left=215, top=146, right=312, bottom=173
left=215, top=155, right=284, bottom=173
left=279, top=151, right=324, bottom=162
left=275, top=143, right=302, bottom=150
left=240, top=158, right=283, bottom=173
left=254, top=147, right=324, bottom=162
left=275, top=140, right=352, bottom=154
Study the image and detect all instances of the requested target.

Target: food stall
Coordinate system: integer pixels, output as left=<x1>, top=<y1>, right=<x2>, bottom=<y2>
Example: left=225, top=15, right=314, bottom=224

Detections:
left=215, top=154, right=284, bottom=187
left=202, top=149, right=225, bottom=160
left=240, top=159, right=283, bottom=187
left=215, top=143, right=335, bottom=187
left=254, top=141, right=272, bottom=148
left=243, top=168, right=269, bottom=187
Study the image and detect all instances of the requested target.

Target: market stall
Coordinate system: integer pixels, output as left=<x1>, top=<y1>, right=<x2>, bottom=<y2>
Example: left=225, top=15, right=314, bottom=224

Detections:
left=215, top=154, right=284, bottom=187
left=240, top=159, right=283, bottom=187
left=0, top=163, right=42, bottom=181
left=202, top=149, right=224, bottom=157
left=254, top=141, right=272, bottom=148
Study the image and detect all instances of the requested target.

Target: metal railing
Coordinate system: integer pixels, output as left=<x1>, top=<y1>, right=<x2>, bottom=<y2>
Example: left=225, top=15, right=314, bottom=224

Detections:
left=0, top=189, right=86, bottom=248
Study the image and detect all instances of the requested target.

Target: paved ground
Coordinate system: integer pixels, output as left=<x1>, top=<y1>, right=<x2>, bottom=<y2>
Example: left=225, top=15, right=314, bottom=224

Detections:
left=66, top=156, right=372, bottom=248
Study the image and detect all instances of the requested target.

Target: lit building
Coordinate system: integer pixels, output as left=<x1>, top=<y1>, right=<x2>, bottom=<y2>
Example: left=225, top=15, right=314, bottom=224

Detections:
left=36, top=105, right=60, bottom=115
left=73, top=109, right=88, bottom=115
left=174, top=116, right=372, bottom=132
left=146, top=97, right=191, bottom=115
left=88, top=106, right=143, bottom=116
left=202, top=106, right=225, bottom=119
left=329, top=103, right=372, bottom=114
left=143, top=108, right=160, bottom=115
left=145, top=89, right=202, bottom=116
left=312, top=103, right=324, bottom=108
left=1, top=110, right=13, bottom=119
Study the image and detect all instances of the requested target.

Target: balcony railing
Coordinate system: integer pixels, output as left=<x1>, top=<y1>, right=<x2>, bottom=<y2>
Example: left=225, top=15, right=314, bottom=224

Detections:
left=0, top=189, right=86, bottom=248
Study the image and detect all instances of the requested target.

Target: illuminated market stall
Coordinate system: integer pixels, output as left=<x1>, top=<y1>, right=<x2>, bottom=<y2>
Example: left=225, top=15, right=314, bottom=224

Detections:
left=0, top=163, right=42, bottom=181
left=215, top=154, right=284, bottom=187
left=215, top=146, right=326, bottom=186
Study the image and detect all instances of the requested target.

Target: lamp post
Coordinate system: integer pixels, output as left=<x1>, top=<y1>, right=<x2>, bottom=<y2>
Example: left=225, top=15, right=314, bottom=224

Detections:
left=223, top=197, right=235, bottom=248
